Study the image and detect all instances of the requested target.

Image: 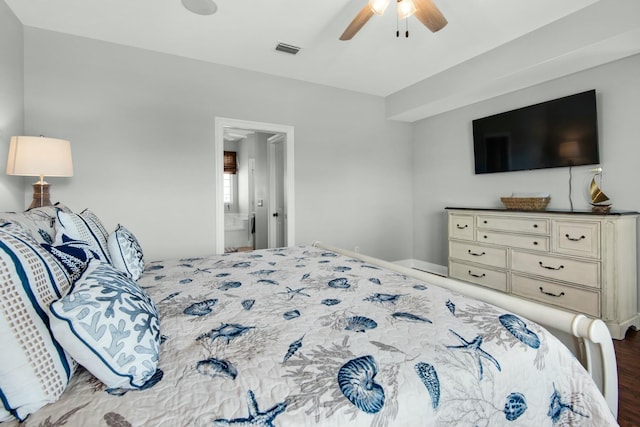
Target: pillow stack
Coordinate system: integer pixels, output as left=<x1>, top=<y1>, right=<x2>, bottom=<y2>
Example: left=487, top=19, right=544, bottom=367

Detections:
left=0, top=206, right=158, bottom=422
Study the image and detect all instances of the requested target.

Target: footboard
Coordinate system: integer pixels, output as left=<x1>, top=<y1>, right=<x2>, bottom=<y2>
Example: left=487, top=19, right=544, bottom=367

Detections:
left=312, top=242, right=619, bottom=419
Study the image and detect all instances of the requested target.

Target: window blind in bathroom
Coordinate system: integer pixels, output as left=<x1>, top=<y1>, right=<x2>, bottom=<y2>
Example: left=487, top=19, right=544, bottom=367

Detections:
left=224, top=151, right=237, bottom=174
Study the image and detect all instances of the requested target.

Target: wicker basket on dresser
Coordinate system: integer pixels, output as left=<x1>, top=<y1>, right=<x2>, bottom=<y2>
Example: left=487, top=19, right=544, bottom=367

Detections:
left=446, top=207, right=639, bottom=339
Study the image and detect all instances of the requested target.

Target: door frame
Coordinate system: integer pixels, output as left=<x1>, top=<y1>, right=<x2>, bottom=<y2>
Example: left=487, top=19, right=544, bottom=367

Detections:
left=214, top=117, right=295, bottom=253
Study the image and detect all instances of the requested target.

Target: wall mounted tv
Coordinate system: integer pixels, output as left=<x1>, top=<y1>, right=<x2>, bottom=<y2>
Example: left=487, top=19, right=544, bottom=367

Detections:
left=473, top=90, right=599, bottom=174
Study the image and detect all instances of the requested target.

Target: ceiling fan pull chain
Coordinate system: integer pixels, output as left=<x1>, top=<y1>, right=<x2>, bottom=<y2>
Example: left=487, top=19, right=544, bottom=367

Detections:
left=396, top=12, right=400, bottom=37
left=405, top=17, right=409, bottom=38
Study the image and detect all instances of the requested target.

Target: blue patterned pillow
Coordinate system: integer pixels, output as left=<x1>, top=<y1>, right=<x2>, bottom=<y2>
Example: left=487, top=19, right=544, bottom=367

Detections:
left=0, top=203, right=72, bottom=244
left=41, top=234, right=99, bottom=282
left=108, top=225, right=144, bottom=281
left=0, top=223, right=75, bottom=422
left=55, top=209, right=112, bottom=263
left=49, top=260, right=160, bottom=389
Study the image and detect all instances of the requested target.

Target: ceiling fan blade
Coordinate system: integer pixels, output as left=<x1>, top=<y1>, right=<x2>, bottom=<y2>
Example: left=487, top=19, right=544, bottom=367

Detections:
left=339, top=5, right=375, bottom=41
left=413, top=0, right=448, bottom=32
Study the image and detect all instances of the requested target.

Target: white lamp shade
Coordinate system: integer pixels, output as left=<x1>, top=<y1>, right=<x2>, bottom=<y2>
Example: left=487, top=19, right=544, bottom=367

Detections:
left=6, top=136, right=73, bottom=178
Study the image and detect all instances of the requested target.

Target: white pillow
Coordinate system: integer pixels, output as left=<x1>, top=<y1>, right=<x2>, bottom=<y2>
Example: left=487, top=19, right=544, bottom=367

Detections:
left=55, top=209, right=111, bottom=263
left=49, top=259, right=160, bottom=390
left=108, top=225, right=144, bottom=281
left=0, top=223, right=75, bottom=422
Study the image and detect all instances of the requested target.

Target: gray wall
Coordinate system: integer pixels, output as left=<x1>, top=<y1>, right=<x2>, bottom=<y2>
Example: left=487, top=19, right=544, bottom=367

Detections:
left=22, top=28, right=414, bottom=261
left=0, top=1, right=24, bottom=211
left=412, top=54, right=640, bottom=306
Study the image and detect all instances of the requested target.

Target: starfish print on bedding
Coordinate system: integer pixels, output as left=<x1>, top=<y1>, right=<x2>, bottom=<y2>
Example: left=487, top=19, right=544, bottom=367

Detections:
left=214, top=390, right=289, bottom=426
left=446, top=329, right=501, bottom=380
left=278, top=287, right=311, bottom=300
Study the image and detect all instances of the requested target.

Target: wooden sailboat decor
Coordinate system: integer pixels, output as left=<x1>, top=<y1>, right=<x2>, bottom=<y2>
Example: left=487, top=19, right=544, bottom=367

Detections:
left=589, top=171, right=611, bottom=213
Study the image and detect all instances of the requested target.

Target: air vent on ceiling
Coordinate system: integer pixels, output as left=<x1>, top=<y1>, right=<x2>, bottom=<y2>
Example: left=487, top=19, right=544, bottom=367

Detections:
left=275, top=43, right=301, bottom=55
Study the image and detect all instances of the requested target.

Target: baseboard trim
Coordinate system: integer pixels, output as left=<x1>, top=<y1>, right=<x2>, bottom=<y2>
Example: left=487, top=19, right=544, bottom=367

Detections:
left=393, top=259, right=448, bottom=277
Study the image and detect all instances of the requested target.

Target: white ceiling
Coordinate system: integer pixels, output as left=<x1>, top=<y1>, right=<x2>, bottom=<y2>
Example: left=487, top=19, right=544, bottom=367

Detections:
left=5, top=0, right=640, bottom=120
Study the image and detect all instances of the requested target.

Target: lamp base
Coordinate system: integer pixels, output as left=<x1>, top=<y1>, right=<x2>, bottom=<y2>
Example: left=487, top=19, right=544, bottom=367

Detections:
left=591, top=204, right=612, bottom=214
left=28, top=182, right=53, bottom=209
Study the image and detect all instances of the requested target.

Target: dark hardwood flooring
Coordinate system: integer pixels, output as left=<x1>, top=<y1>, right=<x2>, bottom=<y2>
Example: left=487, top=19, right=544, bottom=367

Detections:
left=615, top=328, right=639, bottom=427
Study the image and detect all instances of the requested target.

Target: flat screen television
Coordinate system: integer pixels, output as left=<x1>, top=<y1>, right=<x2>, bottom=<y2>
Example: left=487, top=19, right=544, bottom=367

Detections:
left=472, top=90, right=599, bottom=174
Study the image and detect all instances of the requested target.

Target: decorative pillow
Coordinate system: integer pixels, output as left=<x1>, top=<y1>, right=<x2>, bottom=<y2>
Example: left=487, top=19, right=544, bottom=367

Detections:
left=108, top=225, right=144, bottom=281
left=55, top=209, right=112, bottom=263
left=0, top=223, right=75, bottom=422
left=0, top=203, right=72, bottom=244
left=49, top=259, right=160, bottom=390
left=41, top=234, right=100, bottom=282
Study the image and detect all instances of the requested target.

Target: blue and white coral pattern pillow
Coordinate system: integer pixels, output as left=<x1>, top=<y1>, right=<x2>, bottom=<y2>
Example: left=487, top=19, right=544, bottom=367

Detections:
left=56, top=209, right=112, bottom=263
left=108, top=225, right=144, bottom=281
left=0, top=223, right=75, bottom=422
left=49, top=259, right=160, bottom=390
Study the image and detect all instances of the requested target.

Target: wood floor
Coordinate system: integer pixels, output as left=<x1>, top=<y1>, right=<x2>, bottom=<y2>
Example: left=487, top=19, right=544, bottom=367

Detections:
left=615, top=328, right=639, bottom=427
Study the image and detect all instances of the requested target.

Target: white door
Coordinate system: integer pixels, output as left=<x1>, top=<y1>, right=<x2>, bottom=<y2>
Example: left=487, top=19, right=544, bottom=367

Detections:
left=268, top=136, right=285, bottom=248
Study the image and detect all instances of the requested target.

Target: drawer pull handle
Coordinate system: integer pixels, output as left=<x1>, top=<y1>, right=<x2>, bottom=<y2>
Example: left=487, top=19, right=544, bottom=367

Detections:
left=468, top=250, right=486, bottom=257
left=533, top=241, right=538, bottom=246
left=538, top=261, right=564, bottom=271
left=468, top=270, right=486, bottom=279
left=483, top=220, right=488, bottom=224
left=456, top=224, right=468, bottom=230
left=533, top=224, right=538, bottom=228
left=565, top=234, right=586, bottom=242
left=539, top=287, right=565, bottom=298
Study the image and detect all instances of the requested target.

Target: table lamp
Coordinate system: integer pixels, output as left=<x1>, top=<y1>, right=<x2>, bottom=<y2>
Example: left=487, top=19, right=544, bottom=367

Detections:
left=6, top=136, right=73, bottom=209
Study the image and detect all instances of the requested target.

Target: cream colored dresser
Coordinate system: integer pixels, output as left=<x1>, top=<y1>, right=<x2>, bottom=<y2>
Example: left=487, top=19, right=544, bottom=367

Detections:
left=446, top=207, right=639, bottom=339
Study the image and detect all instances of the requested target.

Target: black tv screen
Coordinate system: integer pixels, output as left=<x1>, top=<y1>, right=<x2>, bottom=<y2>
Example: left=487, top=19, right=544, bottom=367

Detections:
left=473, top=90, right=599, bottom=174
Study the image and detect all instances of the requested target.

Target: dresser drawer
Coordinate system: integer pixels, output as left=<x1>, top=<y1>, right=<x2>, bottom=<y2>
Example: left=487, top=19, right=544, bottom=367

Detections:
left=477, top=215, right=549, bottom=234
left=449, top=241, right=507, bottom=269
left=553, top=221, right=600, bottom=259
left=449, top=261, right=507, bottom=292
left=478, top=230, right=549, bottom=252
left=511, top=250, right=600, bottom=288
left=511, top=274, right=600, bottom=317
left=449, top=214, right=474, bottom=240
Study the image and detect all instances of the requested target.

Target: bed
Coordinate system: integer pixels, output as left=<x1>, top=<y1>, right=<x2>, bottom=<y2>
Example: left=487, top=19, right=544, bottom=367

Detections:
left=0, top=207, right=619, bottom=426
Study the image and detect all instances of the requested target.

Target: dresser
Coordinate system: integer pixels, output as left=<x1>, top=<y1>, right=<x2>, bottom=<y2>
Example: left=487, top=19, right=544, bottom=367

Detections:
left=446, top=207, right=639, bottom=339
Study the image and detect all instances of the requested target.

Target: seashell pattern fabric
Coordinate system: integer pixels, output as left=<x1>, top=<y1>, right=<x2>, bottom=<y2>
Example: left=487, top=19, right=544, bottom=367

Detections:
left=14, top=246, right=617, bottom=427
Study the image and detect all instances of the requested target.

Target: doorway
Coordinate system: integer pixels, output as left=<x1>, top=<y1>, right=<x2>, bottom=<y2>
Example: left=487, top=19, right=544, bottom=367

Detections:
left=214, top=117, right=295, bottom=254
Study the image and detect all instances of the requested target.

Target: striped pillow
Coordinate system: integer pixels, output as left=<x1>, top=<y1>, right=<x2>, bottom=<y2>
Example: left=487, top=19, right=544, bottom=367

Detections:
left=55, top=209, right=111, bottom=263
left=0, top=223, right=75, bottom=422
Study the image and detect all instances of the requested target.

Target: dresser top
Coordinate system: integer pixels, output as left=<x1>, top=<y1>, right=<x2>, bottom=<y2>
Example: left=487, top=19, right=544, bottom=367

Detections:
left=445, top=207, right=639, bottom=216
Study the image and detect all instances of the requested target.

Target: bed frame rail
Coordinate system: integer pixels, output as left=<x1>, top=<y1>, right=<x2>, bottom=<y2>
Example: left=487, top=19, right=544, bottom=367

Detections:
left=312, top=242, right=618, bottom=419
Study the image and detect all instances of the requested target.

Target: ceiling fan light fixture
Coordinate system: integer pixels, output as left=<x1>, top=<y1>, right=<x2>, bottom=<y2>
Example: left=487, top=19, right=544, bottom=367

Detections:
left=181, top=0, right=217, bottom=16
left=368, top=0, right=390, bottom=15
left=397, top=0, right=416, bottom=20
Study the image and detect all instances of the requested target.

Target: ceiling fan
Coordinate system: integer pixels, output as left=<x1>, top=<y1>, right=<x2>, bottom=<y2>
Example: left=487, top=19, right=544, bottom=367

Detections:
left=340, top=0, right=447, bottom=40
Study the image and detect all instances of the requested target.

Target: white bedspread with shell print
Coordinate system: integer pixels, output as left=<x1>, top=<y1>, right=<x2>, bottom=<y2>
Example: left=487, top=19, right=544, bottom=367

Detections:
left=17, top=245, right=616, bottom=427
